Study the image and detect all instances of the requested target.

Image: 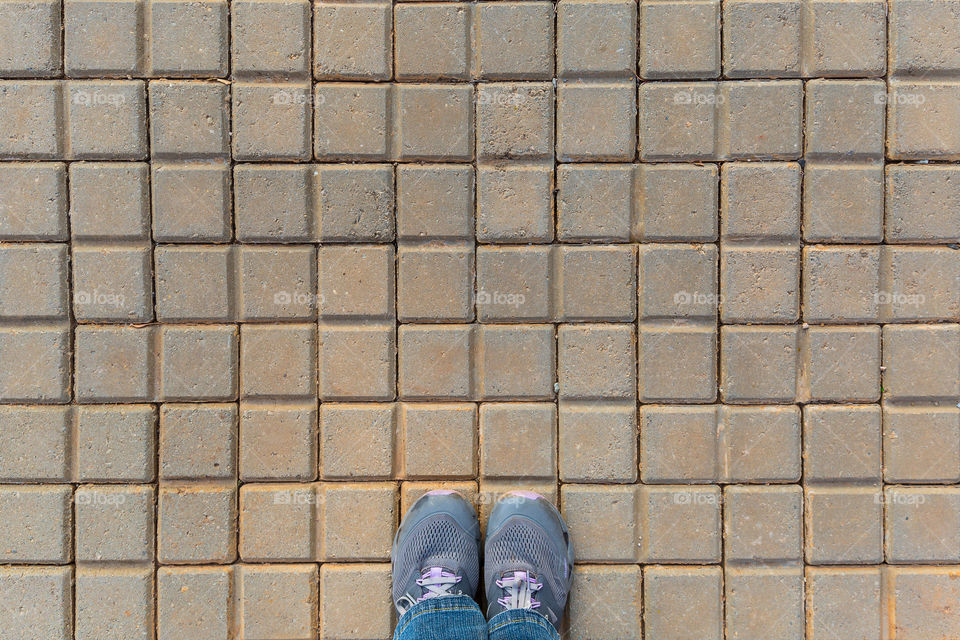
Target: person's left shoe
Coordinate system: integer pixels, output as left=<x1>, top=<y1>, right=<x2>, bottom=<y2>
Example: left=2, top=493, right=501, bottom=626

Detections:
left=392, top=490, right=482, bottom=616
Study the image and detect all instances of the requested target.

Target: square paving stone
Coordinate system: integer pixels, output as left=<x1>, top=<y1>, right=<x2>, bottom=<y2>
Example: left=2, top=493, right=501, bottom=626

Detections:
left=0, top=566, right=72, bottom=640
left=75, top=405, right=156, bottom=482
left=69, top=162, right=150, bottom=240
left=239, top=403, right=318, bottom=481
left=0, top=405, right=70, bottom=482
left=75, top=566, right=154, bottom=640
left=159, top=485, right=237, bottom=564
left=319, top=403, right=395, bottom=480
left=239, top=483, right=313, bottom=562
left=0, top=485, right=72, bottom=563
left=239, top=564, right=318, bottom=640
left=75, top=484, right=154, bottom=562
left=159, top=403, right=237, bottom=480
left=157, top=567, right=232, bottom=640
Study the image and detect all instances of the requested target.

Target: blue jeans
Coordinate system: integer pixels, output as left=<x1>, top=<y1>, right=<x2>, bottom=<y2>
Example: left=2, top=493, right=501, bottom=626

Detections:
left=394, top=595, right=559, bottom=640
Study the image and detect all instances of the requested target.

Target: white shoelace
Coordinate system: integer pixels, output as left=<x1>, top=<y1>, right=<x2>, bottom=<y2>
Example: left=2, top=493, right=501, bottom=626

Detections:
left=496, top=570, right=543, bottom=611
left=416, top=567, right=462, bottom=600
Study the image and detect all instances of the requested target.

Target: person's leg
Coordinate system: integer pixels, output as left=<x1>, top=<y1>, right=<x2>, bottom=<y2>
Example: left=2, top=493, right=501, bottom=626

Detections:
left=392, top=490, right=488, bottom=640
left=483, top=491, right=574, bottom=640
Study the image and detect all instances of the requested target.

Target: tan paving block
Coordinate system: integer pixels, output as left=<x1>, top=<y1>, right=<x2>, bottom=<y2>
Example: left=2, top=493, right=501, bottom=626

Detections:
left=159, top=403, right=237, bottom=481
left=567, top=565, right=642, bottom=640
left=313, top=3, right=392, bottom=80
left=887, top=566, right=960, bottom=640
left=474, top=3, right=554, bottom=80
left=0, top=566, right=72, bottom=640
left=239, top=564, right=318, bottom=640
left=393, top=84, right=474, bottom=161
left=157, top=566, right=232, bottom=640
left=635, top=163, right=719, bottom=241
left=889, top=0, right=960, bottom=75
left=724, top=485, right=803, bottom=563
left=239, top=402, right=318, bottom=481
left=317, top=244, right=394, bottom=320
left=0, top=485, right=72, bottom=564
left=75, top=565, right=154, bottom=640
left=720, top=162, right=800, bottom=240
left=720, top=246, right=800, bottom=323
left=725, top=566, right=804, bottom=640
left=396, top=165, right=474, bottom=241
left=561, top=484, right=639, bottom=562
left=400, top=402, right=477, bottom=479
left=0, top=405, right=70, bottom=482
left=644, top=566, right=722, bottom=640
left=639, top=0, right=720, bottom=79
left=397, top=244, right=474, bottom=322
left=159, top=484, right=237, bottom=564
left=884, top=486, right=960, bottom=563
left=476, top=324, right=555, bottom=400
left=557, top=80, right=637, bottom=161
left=314, top=84, right=390, bottom=161
left=237, top=245, right=317, bottom=321
left=559, top=401, right=637, bottom=483
left=720, top=325, right=799, bottom=404
left=719, top=405, right=801, bottom=483
left=75, top=404, right=156, bottom=482
left=805, top=567, right=882, bottom=640
left=476, top=82, right=553, bottom=159
left=722, top=0, right=800, bottom=77
left=398, top=324, right=472, bottom=400
left=637, top=243, right=718, bottom=319
left=883, top=406, right=960, bottom=483
left=638, top=82, right=718, bottom=161
left=887, top=80, right=960, bottom=159
left=75, top=484, right=153, bottom=562
left=556, top=164, right=633, bottom=242
left=721, top=80, right=803, bottom=159
left=804, top=0, right=886, bottom=77
left=240, top=324, right=317, bottom=400
left=317, top=482, right=396, bottom=561
left=882, top=324, right=960, bottom=403
left=804, top=80, right=885, bottom=159
left=557, top=0, right=636, bottom=77
left=640, top=405, right=718, bottom=483
left=803, top=326, right=881, bottom=402
left=394, top=2, right=471, bottom=80
left=803, top=405, right=882, bottom=484
left=318, top=323, right=396, bottom=401
left=319, top=564, right=393, bottom=640
left=476, top=246, right=552, bottom=321
left=479, top=402, right=556, bottom=480
left=887, top=165, right=960, bottom=242
left=313, top=163, right=395, bottom=241
left=803, top=163, right=885, bottom=243
left=231, top=0, right=310, bottom=77
left=884, top=246, right=960, bottom=321
left=555, top=245, right=636, bottom=322
left=239, top=483, right=314, bottom=562
left=639, top=485, right=721, bottom=563
left=637, top=324, right=717, bottom=403
left=319, top=403, right=395, bottom=480
left=476, top=164, right=554, bottom=243
left=805, top=487, right=883, bottom=565
left=558, top=324, right=636, bottom=400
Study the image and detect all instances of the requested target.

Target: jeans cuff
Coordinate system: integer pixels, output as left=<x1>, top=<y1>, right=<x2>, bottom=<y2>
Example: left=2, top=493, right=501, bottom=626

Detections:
left=394, top=594, right=484, bottom=639
left=488, top=608, right=561, bottom=640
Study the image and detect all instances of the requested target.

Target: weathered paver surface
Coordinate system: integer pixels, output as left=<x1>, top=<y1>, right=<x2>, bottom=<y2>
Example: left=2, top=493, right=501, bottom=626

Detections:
left=0, top=1, right=959, bottom=638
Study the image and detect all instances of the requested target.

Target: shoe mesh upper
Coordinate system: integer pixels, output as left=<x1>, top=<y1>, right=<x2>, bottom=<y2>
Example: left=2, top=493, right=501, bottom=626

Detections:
left=485, top=519, right=569, bottom=609
left=393, top=514, right=480, bottom=605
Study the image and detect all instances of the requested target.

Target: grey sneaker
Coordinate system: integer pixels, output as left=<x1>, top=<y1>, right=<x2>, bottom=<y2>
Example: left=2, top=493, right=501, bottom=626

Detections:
left=483, top=491, right=574, bottom=629
left=392, top=490, right=482, bottom=616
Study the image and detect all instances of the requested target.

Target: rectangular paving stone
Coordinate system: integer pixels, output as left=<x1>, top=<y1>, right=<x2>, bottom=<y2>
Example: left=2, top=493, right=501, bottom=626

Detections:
left=149, top=80, right=230, bottom=159
left=0, top=325, right=71, bottom=403
left=74, top=484, right=154, bottom=562
left=239, top=402, right=317, bottom=481
left=64, top=0, right=143, bottom=76
left=159, top=403, right=237, bottom=480
left=0, top=243, right=69, bottom=320
left=476, top=164, right=554, bottom=243
left=314, top=163, right=395, bottom=241
left=160, top=324, right=238, bottom=402
left=0, top=81, right=62, bottom=158
left=475, top=2, right=554, bottom=80
left=397, top=245, right=474, bottom=322
left=887, top=80, right=960, bottom=159
left=644, top=566, right=722, bottom=640
left=231, top=82, right=312, bottom=161
left=319, top=564, right=393, bottom=640
left=66, top=80, right=147, bottom=160
left=159, top=485, right=237, bottom=564
left=401, top=402, right=476, bottom=478
left=240, top=324, right=316, bottom=399
left=805, top=567, right=882, bottom=640
left=239, top=564, right=318, bottom=640
left=557, top=324, right=636, bottom=400
left=0, top=485, right=72, bottom=563
left=476, top=82, right=553, bottom=159
left=75, top=566, right=154, bottom=640
left=720, top=162, right=800, bottom=240
left=567, top=565, right=642, bottom=640
left=396, top=164, right=474, bottom=241
left=561, top=484, right=639, bottom=562
left=639, top=485, right=721, bottom=563
left=319, top=403, right=395, bottom=480
left=803, top=325, right=881, bottom=402
left=72, top=245, right=153, bottom=322
left=720, top=405, right=801, bottom=483
left=313, top=2, right=392, bottom=80
left=476, top=246, right=552, bottom=321
left=318, top=323, right=396, bottom=401
left=151, top=162, right=232, bottom=242
left=239, top=483, right=314, bottom=562
left=725, top=566, right=804, bottom=640
left=635, top=163, right=719, bottom=241
left=75, top=404, right=155, bottom=482
left=479, top=402, right=556, bottom=480
left=149, top=0, right=229, bottom=76
left=803, top=0, right=886, bottom=76
left=637, top=324, right=717, bottom=403
left=69, top=162, right=150, bottom=240
left=317, top=482, right=396, bottom=561
left=238, top=245, right=317, bottom=321
left=887, top=165, right=960, bottom=242
left=154, top=245, right=233, bottom=321
left=559, top=401, right=637, bottom=483
left=887, top=566, right=960, bottom=640
left=314, top=83, right=389, bottom=160
left=74, top=325, right=153, bottom=402
left=637, top=243, right=718, bottom=319
left=640, top=405, right=718, bottom=483
left=557, top=80, right=637, bottom=161
left=805, top=487, right=883, bottom=565
left=724, top=485, right=803, bottom=563
left=803, top=163, right=885, bottom=243
left=556, top=164, right=633, bottom=242
left=883, top=406, right=960, bottom=483
left=0, top=162, right=67, bottom=240
left=0, top=405, right=70, bottom=482
left=882, top=324, right=960, bottom=403
left=720, top=325, right=799, bottom=404
left=639, top=0, right=720, bottom=79
left=0, top=0, right=62, bottom=76
left=884, top=486, right=960, bottom=563
left=234, top=164, right=312, bottom=242
left=0, top=566, right=72, bottom=640
left=398, top=324, right=471, bottom=400
left=555, top=245, right=636, bottom=321
left=231, top=0, right=310, bottom=77
left=157, top=566, right=232, bottom=640
left=803, top=405, right=882, bottom=484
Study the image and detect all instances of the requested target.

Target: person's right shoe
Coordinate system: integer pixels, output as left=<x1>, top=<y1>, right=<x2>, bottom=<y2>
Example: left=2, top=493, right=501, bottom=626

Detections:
left=483, top=491, right=574, bottom=629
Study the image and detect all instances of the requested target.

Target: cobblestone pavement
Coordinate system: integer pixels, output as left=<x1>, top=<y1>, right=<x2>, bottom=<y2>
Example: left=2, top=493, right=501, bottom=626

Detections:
left=1, top=0, right=960, bottom=638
